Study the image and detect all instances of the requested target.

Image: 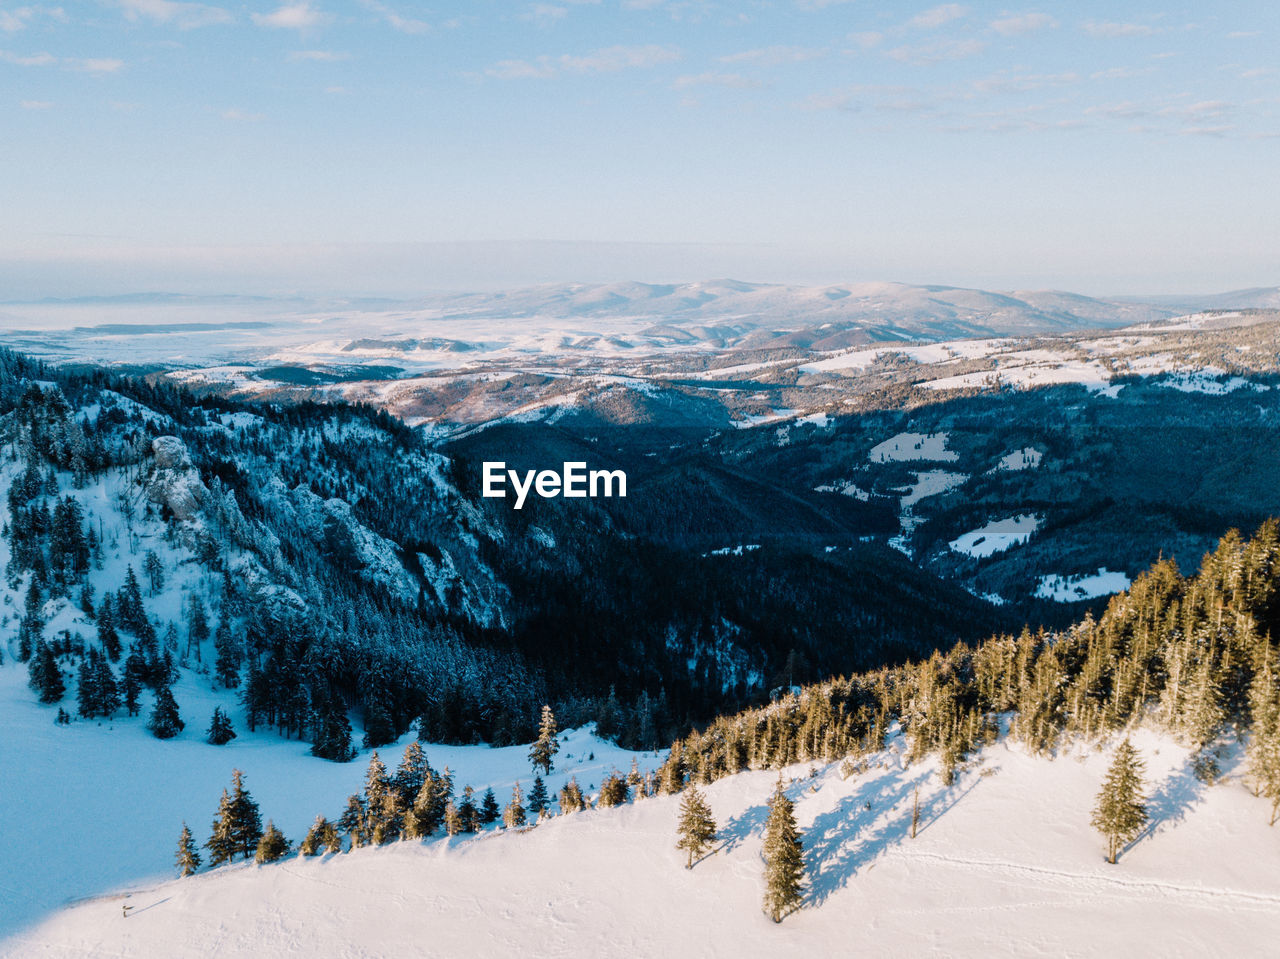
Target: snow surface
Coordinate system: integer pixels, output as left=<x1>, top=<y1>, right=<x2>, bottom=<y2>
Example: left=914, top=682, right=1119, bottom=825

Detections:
left=6, top=726, right=1280, bottom=958
left=1035, top=568, right=1133, bottom=602
left=897, top=470, right=968, bottom=508
left=869, top=432, right=958, bottom=463
left=949, top=514, right=1041, bottom=558
left=991, top=448, right=1042, bottom=472
left=0, top=664, right=661, bottom=944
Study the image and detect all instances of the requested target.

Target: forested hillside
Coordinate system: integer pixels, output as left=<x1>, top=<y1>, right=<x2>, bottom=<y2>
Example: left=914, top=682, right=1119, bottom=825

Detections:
left=0, top=348, right=1003, bottom=757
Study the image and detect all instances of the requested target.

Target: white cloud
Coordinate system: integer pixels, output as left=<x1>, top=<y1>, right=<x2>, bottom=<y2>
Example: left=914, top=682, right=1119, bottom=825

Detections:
left=488, top=43, right=680, bottom=79
left=719, top=45, right=824, bottom=66
left=74, top=57, right=125, bottom=73
left=1082, top=21, right=1155, bottom=38
left=20, top=98, right=53, bottom=109
left=671, top=71, right=761, bottom=90
left=973, top=69, right=1077, bottom=94
left=909, top=4, right=968, bottom=30
left=252, top=2, right=330, bottom=30
left=887, top=38, right=984, bottom=64
left=119, top=0, right=233, bottom=30
left=847, top=31, right=883, bottom=50
left=221, top=108, right=264, bottom=121
left=0, top=49, right=56, bottom=65
left=520, top=4, right=568, bottom=22
left=358, top=0, right=428, bottom=34
left=989, top=12, right=1057, bottom=37
left=288, top=49, right=350, bottom=61
left=0, top=5, right=67, bottom=33
left=1089, top=66, right=1154, bottom=80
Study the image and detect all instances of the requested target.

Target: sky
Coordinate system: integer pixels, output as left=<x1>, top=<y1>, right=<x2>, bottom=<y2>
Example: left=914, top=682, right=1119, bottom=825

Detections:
left=1, top=0, right=1278, bottom=297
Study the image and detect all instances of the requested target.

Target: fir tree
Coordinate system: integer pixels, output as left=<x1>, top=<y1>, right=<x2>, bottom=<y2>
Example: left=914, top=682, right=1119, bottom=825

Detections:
left=27, top=640, right=65, bottom=704
left=479, top=788, right=500, bottom=825
left=762, top=776, right=804, bottom=922
left=529, top=704, right=559, bottom=774
left=176, top=822, right=201, bottom=877
left=300, top=815, right=342, bottom=855
left=147, top=684, right=184, bottom=739
left=526, top=775, right=550, bottom=819
left=339, top=794, right=368, bottom=849
left=675, top=784, right=717, bottom=869
left=224, top=768, right=264, bottom=860
left=213, top=619, right=240, bottom=689
left=143, top=550, right=164, bottom=595
left=205, top=790, right=236, bottom=867
left=597, top=771, right=630, bottom=808
left=503, top=782, right=527, bottom=828
left=207, top=706, right=236, bottom=745
left=1091, top=740, right=1149, bottom=864
left=443, top=801, right=463, bottom=836
left=558, top=777, right=586, bottom=813
left=457, top=786, right=480, bottom=833
left=362, top=702, right=396, bottom=749
left=255, top=821, right=290, bottom=864
left=310, top=693, right=356, bottom=762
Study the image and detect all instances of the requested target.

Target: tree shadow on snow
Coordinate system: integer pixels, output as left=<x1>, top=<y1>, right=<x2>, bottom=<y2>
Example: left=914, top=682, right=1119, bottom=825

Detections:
left=1128, top=752, right=1207, bottom=854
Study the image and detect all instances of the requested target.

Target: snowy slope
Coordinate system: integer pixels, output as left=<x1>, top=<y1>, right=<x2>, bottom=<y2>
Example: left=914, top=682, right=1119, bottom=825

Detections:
left=0, top=663, right=661, bottom=944
left=5, top=726, right=1279, bottom=958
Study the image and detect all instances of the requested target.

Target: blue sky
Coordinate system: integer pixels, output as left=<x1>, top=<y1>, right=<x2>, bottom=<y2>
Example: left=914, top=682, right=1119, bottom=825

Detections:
left=2, top=1, right=1278, bottom=296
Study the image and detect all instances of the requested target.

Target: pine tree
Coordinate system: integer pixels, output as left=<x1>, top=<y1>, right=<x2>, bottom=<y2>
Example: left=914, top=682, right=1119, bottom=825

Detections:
left=675, top=784, right=717, bottom=868
left=558, top=777, right=586, bottom=813
left=225, top=768, right=263, bottom=860
left=27, top=640, right=65, bottom=704
left=205, top=790, right=236, bottom=866
left=339, top=794, right=368, bottom=849
left=457, top=786, right=480, bottom=833
left=255, top=821, right=290, bottom=864
left=597, top=770, right=630, bottom=808
left=443, top=801, right=463, bottom=836
left=176, top=822, right=201, bottom=877
left=762, top=776, right=804, bottom=922
left=143, top=550, right=164, bottom=595
left=207, top=706, right=236, bottom=745
left=479, top=788, right=500, bottom=825
left=529, top=704, right=559, bottom=774
left=1091, top=739, right=1149, bottom=864
left=526, top=775, right=550, bottom=819
left=299, top=815, right=341, bottom=856
left=503, top=782, right=527, bottom=828
left=147, top=684, right=184, bottom=739
left=310, top=693, right=356, bottom=762
left=213, top=619, right=240, bottom=689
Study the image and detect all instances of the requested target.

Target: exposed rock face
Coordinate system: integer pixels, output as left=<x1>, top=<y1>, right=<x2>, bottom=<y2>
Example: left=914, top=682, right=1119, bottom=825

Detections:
left=147, top=436, right=207, bottom=522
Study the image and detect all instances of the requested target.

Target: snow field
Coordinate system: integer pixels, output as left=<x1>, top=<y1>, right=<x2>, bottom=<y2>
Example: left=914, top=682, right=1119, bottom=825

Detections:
left=949, top=514, right=1041, bottom=559
left=6, top=727, right=1280, bottom=958
left=1036, top=568, right=1133, bottom=602
left=0, top=663, right=661, bottom=943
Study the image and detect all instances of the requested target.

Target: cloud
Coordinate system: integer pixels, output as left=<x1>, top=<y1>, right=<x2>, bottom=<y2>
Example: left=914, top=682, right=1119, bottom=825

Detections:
left=288, top=49, right=350, bottom=61
left=989, top=12, right=1057, bottom=36
left=74, top=57, right=125, bottom=73
left=973, top=69, right=1077, bottom=94
left=719, top=45, right=824, bottom=66
left=487, top=43, right=680, bottom=79
left=0, top=5, right=68, bottom=33
left=20, top=98, right=53, bottom=109
left=1089, top=65, right=1154, bottom=80
left=1081, top=21, right=1155, bottom=38
left=520, top=4, right=568, bottom=22
left=358, top=0, right=428, bottom=33
left=671, top=71, right=761, bottom=90
left=119, top=0, right=233, bottom=29
left=221, top=108, right=264, bottom=121
left=0, top=49, right=57, bottom=65
left=847, top=31, right=883, bottom=50
left=909, top=4, right=968, bottom=30
left=886, top=38, right=984, bottom=64
left=252, top=2, right=330, bottom=30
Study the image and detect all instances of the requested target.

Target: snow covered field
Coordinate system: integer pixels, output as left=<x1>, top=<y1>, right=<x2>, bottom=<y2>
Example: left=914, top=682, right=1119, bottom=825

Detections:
left=949, top=514, right=1041, bottom=559
left=1036, top=568, right=1133, bottom=603
left=0, top=664, right=661, bottom=945
left=5, top=725, right=1278, bottom=958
